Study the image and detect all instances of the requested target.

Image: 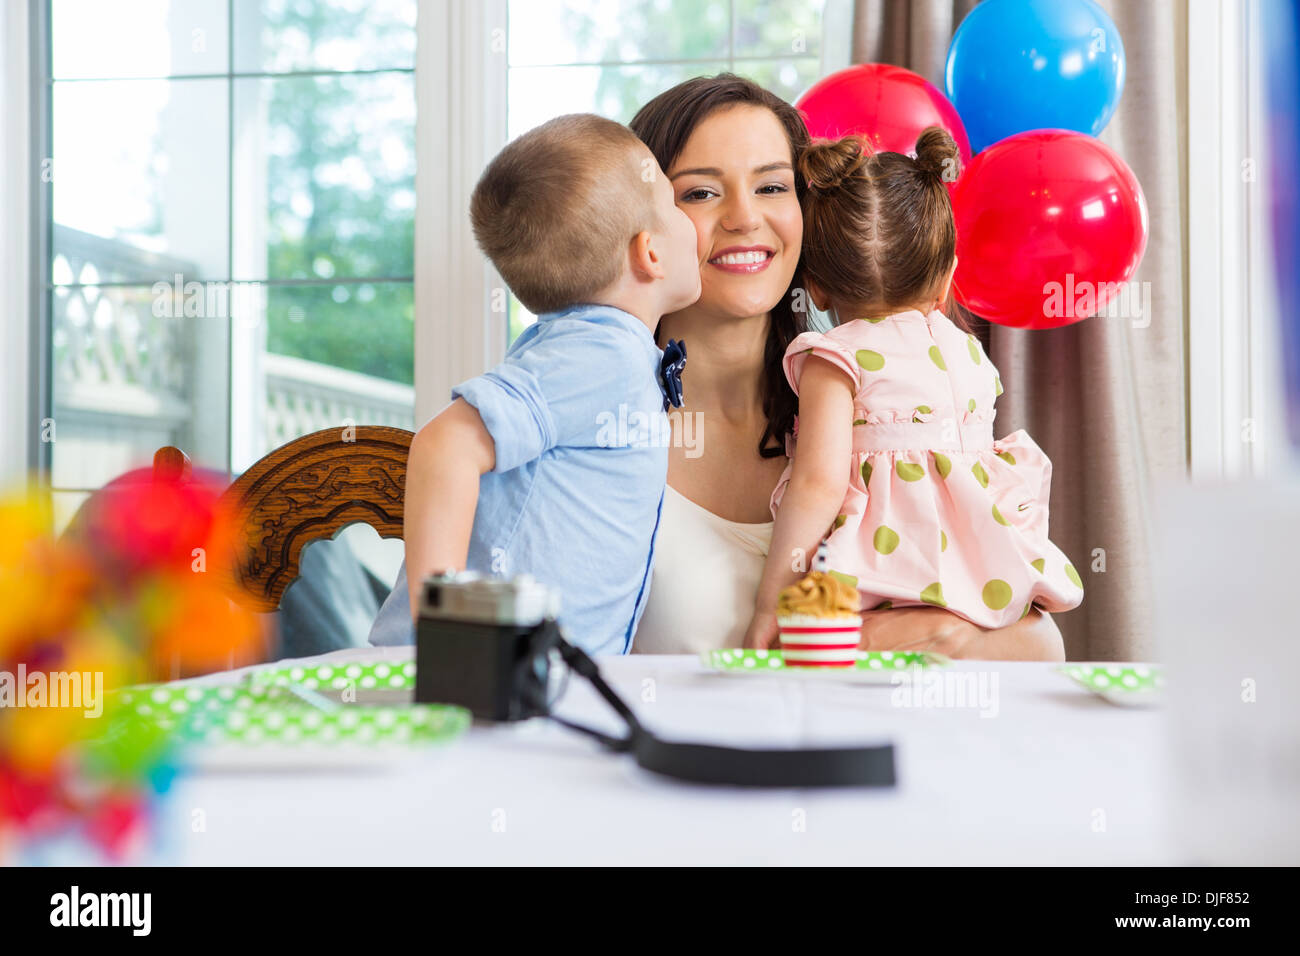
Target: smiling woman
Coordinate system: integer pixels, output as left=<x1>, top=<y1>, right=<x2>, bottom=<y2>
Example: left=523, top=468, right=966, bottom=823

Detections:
left=628, top=74, right=809, bottom=653
left=628, top=73, right=1064, bottom=661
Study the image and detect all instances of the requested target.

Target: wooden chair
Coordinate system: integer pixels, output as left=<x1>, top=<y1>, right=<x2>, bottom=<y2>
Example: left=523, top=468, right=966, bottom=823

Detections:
left=155, top=425, right=413, bottom=613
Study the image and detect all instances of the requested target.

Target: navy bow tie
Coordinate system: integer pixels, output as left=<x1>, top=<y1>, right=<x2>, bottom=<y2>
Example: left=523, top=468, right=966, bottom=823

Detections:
left=659, top=339, right=687, bottom=411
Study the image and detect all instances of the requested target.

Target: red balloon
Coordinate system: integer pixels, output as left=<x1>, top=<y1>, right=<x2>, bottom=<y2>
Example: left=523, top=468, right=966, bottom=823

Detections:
left=75, top=466, right=229, bottom=582
left=797, top=64, right=972, bottom=174
left=951, top=130, right=1148, bottom=329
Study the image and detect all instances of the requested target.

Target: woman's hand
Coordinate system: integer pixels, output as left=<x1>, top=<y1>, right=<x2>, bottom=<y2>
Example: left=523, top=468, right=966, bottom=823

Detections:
left=858, top=606, right=1064, bottom=661
left=742, top=610, right=781, bottom=651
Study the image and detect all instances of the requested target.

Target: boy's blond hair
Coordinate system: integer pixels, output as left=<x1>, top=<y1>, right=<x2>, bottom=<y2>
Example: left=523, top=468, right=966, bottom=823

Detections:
left=470, top=114, right=660, bottom=315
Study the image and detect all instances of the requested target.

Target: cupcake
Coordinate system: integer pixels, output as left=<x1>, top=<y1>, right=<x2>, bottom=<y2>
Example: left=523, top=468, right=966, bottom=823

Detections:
left=776, top=570, right=863, bottom=667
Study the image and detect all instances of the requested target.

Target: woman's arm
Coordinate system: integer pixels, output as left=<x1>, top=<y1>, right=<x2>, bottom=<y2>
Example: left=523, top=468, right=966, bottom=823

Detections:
left=858, top=605, right=1065, bottom=661
left=744, top=357, right=855, bottom=649
left=403, top=398, right=497, bottom=618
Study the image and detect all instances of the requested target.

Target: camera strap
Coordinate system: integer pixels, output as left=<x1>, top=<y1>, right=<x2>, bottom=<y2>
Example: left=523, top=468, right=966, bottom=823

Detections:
left=544, top=631, right=896, bottom=789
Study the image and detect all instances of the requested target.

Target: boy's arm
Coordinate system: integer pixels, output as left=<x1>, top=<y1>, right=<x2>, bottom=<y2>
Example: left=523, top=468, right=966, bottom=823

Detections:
left=745, top=357, right=855, bottom=647
left=404, top=398, right=496, bottom=618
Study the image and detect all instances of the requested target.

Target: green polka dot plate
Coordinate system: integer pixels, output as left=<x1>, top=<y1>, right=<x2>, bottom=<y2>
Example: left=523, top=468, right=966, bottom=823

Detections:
left=1057, top=663, right=1165, bottom=707
left=700, top=648, right=950, bottom=683
left=114, top=660, right=470, bottom=768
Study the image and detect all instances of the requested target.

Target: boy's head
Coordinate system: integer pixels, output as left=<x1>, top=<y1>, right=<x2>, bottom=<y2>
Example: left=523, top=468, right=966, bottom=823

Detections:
left=470, top=113, right=699, bottom=317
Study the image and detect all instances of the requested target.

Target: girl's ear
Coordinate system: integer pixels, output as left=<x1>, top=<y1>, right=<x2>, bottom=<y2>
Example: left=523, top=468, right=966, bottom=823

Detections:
left=935, top=257, right=958, bottom=306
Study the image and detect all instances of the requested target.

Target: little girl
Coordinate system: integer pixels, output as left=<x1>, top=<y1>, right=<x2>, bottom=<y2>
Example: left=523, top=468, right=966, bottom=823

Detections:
left=744, top=127, right=1083, bottom=649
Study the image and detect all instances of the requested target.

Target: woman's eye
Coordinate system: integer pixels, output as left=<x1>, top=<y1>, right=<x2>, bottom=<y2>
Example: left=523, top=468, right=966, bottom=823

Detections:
left=758, top=183, right=790, bottom=195
left=680, top=188, right=716, bottom=202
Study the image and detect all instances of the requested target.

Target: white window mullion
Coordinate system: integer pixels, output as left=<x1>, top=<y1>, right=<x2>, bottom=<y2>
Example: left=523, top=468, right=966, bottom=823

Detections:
left=414, top=0, right=507, bottom=428
left=1, top=0, right=32, bottom=488
left=1188, top=0, right=1287, bottom=478
left=1187, top=0, right=1233, bottom=479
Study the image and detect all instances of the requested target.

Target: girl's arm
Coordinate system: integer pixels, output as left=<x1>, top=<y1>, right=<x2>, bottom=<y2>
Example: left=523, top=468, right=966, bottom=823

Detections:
left=744, top=357, right=855, bottom=649
left=403, top=398, right=497, bottom=618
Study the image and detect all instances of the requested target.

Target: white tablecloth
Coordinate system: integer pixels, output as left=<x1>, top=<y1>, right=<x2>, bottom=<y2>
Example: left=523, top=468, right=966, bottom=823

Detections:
left=156, top=646, right=1173, bottom=865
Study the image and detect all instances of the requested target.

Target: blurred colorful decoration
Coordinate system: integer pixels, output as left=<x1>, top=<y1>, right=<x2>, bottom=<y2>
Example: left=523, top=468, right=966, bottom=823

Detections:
left=797, top=63, right=972, bottom=177
left=945, top=0, right=1126, bottom=154
left=1264, top=0, right=1300, bottom=449
left=950, top=129, right=1148, bottom=329
left=0, top=468, right=263, bottom=862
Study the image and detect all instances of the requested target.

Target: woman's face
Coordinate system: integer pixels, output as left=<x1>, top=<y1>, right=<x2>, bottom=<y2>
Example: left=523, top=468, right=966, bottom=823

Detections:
left=666, top=104, right=804, bottom=321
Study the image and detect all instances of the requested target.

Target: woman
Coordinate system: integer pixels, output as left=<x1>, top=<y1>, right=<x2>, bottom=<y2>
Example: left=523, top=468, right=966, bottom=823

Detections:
left=628, top=74, right=1064, bottom=660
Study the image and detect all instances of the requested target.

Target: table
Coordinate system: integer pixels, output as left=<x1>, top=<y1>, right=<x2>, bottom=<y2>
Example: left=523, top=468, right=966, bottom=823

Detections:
left=149, top=646, right=1175, bottom=865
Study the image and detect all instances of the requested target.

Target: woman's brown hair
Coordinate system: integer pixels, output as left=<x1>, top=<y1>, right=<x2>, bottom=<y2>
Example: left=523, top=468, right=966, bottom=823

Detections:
left=630, top=73, right=811, bottom=459
left=798, top=126, right=967, bottom=329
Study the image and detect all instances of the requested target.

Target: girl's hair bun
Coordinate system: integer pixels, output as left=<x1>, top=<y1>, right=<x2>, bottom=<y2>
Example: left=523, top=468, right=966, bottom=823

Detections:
left=913, top=126, right=960, bottom=184
left=798, top=136, right=867, bottom=193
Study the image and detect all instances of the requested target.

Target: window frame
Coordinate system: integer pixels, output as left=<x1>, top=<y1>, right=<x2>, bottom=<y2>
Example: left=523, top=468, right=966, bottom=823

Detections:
left=34, top=0, right=421, bottom=501
left=22, top=0, right=853, bottom=469
left=1186, top=0, right=1287, bottom=477
left=8, top=0, right=43, bottom=487
left=413, top=0, right=507, bottom=427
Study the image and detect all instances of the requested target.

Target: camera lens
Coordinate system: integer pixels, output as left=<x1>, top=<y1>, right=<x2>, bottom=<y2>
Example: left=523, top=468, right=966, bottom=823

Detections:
left=532, top=652, right=549, bottom=684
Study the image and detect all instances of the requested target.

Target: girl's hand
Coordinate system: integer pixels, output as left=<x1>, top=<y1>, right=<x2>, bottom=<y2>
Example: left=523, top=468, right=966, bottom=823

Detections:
left=742, top=610, right=781, bottom=651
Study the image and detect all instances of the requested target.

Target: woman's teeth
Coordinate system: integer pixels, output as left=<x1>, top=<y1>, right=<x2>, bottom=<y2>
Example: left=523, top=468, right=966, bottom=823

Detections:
left=711, top=251, right=769, bottom=265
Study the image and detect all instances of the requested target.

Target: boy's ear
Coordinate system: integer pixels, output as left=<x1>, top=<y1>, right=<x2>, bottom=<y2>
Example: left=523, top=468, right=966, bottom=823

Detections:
left=630, top=230, right=666, bottom=281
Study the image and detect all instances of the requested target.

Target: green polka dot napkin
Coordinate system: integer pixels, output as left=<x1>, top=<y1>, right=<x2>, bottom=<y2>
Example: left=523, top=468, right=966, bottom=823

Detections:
left=115, top=659, right=469, bottom=747
left=1057, top=664, right=1165, bottom=707
left=251, top=658, right=415, bottom=694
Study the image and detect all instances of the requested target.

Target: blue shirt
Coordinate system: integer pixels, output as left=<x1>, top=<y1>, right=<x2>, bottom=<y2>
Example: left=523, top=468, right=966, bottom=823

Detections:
left=367, top=304, right=670, bottom=655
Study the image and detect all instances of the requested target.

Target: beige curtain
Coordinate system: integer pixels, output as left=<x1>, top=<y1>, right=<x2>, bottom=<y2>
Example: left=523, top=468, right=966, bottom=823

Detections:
left=849, top=0, right=1189, bottom=661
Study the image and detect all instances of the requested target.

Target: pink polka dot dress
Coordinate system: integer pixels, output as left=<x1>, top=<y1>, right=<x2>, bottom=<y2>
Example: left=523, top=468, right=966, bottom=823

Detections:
left=770, top=308, right=1084, bottom=628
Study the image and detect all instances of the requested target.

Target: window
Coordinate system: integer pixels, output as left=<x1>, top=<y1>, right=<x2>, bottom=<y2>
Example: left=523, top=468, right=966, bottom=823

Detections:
left=40, top=0, right=851, bottom=525
left=502, top=0, right=849, bottom=343
left=44, top=0, right=417, bottom=528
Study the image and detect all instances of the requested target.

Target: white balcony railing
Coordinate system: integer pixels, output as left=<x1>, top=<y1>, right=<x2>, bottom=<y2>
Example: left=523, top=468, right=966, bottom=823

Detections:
left=51, top=226, right=414, bottom=491
left=263, top=352, right=415, bottom=449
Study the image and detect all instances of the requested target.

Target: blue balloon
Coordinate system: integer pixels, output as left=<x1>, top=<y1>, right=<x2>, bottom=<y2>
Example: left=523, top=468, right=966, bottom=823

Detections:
left=945, top=0, right=1126, bottom=153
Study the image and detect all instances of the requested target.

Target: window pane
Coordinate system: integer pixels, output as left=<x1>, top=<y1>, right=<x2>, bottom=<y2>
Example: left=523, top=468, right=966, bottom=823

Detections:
left=259, top=283, right=415, bottom=457
left=508, top=62, right=729, bottom=138
left=508, top=0, right=730, bottom=66
left=53, top=79, right=230, bottom=284
left=52, top=0, right=229, bottom=79
left=232, top=0, right=417, bottom=73
left=234, top=72, right=415, bottom=281
left=508, top=295, right=536, bottom=347
left=51, top=283, right=230, bottom=486
left=732, top=0, right=824, bottom=59
left=265, top=282, right=414, bottom=385
left=737, top=57, right=824, bottom=107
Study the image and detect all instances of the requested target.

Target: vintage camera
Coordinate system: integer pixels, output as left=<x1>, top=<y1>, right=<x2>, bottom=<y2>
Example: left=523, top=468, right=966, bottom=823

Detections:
left=414, top=571, right=563, bottom=721
left=413, top=574, right=898, bottom=788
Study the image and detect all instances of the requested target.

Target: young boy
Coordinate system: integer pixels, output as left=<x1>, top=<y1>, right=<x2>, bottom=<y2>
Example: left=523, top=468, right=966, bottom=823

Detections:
left=368, top=113, right=701, bottom=654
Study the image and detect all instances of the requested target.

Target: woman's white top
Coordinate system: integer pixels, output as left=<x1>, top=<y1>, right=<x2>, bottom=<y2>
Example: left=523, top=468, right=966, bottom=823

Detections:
left=631, top=484, right=774, bottom=654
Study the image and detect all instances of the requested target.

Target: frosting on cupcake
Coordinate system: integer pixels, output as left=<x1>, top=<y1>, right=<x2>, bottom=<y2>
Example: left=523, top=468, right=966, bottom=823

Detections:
left=776, top=570, right=861, bottom=618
